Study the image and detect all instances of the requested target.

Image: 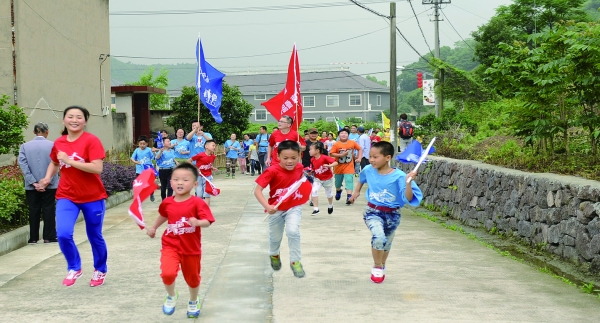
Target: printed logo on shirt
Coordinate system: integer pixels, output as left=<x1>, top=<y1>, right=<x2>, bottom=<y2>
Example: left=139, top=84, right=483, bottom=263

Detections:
left=314, top=166, right=329, bottom=175
left=166, top=217, right=197, bottom=235
left=162, top=158, right=175, bottom=167
left=198, top=163, right=212, bottom=170
left=368, top=189, right=396, bottom=203
left=59, top=152, right=85, bottom=169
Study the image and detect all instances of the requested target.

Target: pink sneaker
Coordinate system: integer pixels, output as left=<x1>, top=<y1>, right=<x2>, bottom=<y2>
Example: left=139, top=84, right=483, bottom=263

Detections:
left=370, top=267, right=385, bottom=284
left=62, top=269, right=83, bottom=286
left=90, top=270, right=106, bottom=287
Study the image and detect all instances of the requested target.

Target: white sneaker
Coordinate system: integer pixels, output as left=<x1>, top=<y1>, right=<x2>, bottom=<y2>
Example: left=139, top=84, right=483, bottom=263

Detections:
left=187, top=297, right=200, bottom=318
left=162, top=291, right=178, bottom=315
left=370, top=267, right=385, bottom=284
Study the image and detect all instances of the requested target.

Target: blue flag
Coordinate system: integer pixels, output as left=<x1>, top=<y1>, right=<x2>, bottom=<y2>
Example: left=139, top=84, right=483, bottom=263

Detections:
left=154, top=131, right=163, bottom=149
left=196, top=36, right=226, bottom=123
left=396, top=140, right=435, bottom=164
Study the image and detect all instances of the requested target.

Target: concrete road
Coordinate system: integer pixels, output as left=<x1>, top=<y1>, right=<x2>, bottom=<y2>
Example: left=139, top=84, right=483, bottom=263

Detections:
left=0, top=172, right=598, bottom=322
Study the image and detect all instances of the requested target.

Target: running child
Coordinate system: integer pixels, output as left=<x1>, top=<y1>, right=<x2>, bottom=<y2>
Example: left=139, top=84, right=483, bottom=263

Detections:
left=154, top=137, right=176, bottom=201
left=146, top=163, right=215, bottom=318
left=189, top=140, right=218, bottom=206
left=308, top=141, right=338, bottom=215
left=254, top=140, right=310, bottom=278
left=349, top=141, right=422, bottom=284
left=131, top=135, right=156, bottom=202
left=330, top=128, right=362, bottom=205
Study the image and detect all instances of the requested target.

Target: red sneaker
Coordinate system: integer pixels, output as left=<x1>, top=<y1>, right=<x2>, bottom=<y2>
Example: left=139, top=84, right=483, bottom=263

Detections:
left=90, top=270, right=106, bottom=287
left=370, top=267, right=385, bottom=284
left=62, top=269, right=83, bottom=286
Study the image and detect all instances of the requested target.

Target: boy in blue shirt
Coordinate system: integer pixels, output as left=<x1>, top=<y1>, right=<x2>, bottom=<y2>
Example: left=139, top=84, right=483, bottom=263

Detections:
left=186, top=121, right=212, bottom=164
left=224, top=133, right=241, bottom=178
left=131, top=135, right=157, bottom=202
left=350, top=141, right=422, bottom=284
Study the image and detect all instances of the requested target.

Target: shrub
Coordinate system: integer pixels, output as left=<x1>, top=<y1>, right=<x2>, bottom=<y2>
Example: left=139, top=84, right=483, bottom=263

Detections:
left=0, top=94, right=29, bottom=156
left=101, top=162, right=136, bottom=195
left=0, top=178, right=27, bottom=222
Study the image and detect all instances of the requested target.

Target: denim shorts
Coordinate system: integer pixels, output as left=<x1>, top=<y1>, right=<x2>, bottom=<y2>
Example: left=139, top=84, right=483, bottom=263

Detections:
left=363, top=206, right=401, bottom=251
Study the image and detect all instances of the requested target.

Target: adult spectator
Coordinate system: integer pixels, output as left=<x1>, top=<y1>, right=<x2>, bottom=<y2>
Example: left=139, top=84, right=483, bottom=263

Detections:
left=320, top=131, right=328, bottom=143
left=302, top=128, right=319, bottom=168
left=186, top=121, right=212, bottom=162
left=398, top=113, right=414, bottom=152
left=172, top=128, right=191, bottom=164
left=255, top=126, right=270, bottom=174
left=18, top=122, right=59, bottom=244
left=357, top=126, right=371, bottom=170
left=348, top=125, right=360, bottom=175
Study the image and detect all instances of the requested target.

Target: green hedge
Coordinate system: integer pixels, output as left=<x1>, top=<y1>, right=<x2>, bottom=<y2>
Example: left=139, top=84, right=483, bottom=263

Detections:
left=0, top=178, right=27, bottom=222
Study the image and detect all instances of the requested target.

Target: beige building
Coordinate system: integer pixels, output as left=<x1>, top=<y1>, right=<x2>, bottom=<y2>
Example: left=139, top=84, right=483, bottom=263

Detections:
left=0, top=0, right=112, bottom=165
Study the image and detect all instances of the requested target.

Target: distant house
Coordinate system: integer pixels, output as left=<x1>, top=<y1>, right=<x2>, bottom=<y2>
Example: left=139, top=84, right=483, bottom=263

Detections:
left=225, top=69, right=390, bottom=124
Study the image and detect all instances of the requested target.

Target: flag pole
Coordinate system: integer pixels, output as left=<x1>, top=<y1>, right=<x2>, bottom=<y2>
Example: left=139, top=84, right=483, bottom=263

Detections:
left=406, top=137, right=436, bottom=183
left=197, top=95, right=200, bottom=123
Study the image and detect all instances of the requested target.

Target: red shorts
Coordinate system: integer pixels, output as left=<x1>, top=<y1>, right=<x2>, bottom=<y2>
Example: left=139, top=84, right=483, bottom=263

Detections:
left=160, top=248, right=201, bottom=288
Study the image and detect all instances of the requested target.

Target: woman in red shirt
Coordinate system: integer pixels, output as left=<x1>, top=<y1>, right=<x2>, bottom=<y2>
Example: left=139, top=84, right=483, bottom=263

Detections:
left=39, top=106, right=109, bottom=288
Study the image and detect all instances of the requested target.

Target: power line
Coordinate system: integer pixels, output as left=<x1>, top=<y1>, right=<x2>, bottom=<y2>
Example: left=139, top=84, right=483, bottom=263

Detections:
left=348, top=0, right=390, bottom=19
left=110, top=1, right=390, bottom=16
left=440, top=9, right=474, bottom=52
left=408, top=0, right=432, bottom=54
left=112, top=26, right=388, bottom=61
left=449, top=3, right=487, bottom=20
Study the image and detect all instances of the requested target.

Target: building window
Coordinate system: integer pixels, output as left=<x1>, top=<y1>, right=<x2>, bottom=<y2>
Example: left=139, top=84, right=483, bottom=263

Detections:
left=377, top=95, right=382, bottom=106
left=303, top=118, right=315, bottom=123
left=254, top=94, right=266, bottom=100
left=303, top=96, right=315, bottom=107
left=349, top=94, right=362, bottom=106
left=326, top=95, right=339, bottom=107
left=255, top=110, right=267, bottom=121
left=111, top=96, right=116, bottom=104
left=325, top=117, right=336, bottom=122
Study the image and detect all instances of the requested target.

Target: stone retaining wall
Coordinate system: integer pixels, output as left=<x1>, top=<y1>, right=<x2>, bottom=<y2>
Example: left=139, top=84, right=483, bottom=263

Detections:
left=397, top=156, right=600, bottom=274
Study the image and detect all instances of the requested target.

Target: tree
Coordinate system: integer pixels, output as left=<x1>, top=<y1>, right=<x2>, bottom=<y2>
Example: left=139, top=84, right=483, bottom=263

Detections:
left=166, top=83, right=254, bottom=143
left=366, top=76, right=388, bottom=87
left=0, top=95, right=28, bottom=156
left=129, top=67, right=170, bottom=110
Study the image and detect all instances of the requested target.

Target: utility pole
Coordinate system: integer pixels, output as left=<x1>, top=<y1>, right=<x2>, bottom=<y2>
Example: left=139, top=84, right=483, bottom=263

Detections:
left=389, top=2, right=398, bottom=155
left=424, top=0, right=450, bottom=117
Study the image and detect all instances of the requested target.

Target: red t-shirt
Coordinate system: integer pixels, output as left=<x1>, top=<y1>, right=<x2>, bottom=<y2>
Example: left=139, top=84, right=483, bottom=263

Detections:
left=268, top=130, right=305, bottom=165
left=158, top=196, right=215, bottom=255
left=191, top=152, right=216, bottom=177
left=310, top=155, right=336, bottom=181
left=319, top=138, right=328, bottom=143
left=255, top=163, right=305, bottom=207
left=50, top=132, right=108, bottom=203
left=370, top=135, right=381, bottom=143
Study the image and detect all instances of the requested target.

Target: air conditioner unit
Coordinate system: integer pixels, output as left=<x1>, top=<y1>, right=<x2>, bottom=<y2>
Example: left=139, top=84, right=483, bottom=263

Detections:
left=102, top=106, right=110, bottom=116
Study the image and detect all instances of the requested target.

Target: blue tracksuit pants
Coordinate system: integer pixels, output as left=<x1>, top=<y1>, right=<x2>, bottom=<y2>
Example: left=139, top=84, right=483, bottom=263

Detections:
left=56, top=199, right=108, bottom=273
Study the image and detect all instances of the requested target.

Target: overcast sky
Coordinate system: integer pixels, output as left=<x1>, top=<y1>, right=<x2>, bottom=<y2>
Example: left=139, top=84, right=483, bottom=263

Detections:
left=109, top=0, right=513, bottom=80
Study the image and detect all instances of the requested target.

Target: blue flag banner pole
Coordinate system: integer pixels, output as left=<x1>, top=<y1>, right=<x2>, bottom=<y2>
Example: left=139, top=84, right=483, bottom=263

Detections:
left=196, top=35, right=226, bottom=123
left=406, top=137, right=436, bottom=183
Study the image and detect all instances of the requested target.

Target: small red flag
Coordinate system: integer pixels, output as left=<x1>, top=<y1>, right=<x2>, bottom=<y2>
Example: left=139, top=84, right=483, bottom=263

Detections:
left=202, top=174, right=221, bottom=196
left=261, top=44, right=302, bottom=131
left=128, top=169, right=158, bottom=229
left=273, top=176, right=312, bottom=210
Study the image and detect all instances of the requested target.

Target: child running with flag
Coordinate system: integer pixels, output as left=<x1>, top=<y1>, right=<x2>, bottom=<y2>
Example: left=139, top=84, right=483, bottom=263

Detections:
left=146, top=163, right=215, bottom=318
left=308, top=141, right=338, bottom=215
left=131, top=135, right=156, bottom=202
left=189, top=139, right=219, bottom=206
left=254, top=140, right=312, bottom=278
left=349, top=141, right=422, bottom=284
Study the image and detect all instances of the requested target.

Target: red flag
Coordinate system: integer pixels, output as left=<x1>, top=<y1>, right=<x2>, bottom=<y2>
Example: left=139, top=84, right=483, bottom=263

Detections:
left=273, top=176, right=312, bottom=210
left=128, top=169, right=158, bottom=229
left=261, top=44, right=302, bottom=131
left=201, top=174, right=221, bottom=196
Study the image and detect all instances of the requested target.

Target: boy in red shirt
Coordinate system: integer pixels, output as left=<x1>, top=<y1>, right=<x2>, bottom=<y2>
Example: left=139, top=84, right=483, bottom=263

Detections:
left=189, top=140, right=218, bottom=206
left=146, top=163, right=215, bottom=318
left=254, top=140, right=311, bottom=278
left=266, top=115, right=305, bottom=167
left=308, top=141, right=338, bottom=215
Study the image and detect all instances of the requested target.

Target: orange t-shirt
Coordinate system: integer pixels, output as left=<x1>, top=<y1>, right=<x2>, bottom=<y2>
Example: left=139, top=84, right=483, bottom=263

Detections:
left=330, top=140, right=361, bottom=174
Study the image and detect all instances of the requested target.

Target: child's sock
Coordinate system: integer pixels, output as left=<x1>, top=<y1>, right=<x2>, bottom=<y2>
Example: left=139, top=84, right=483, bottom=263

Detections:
left=328, top=204, right=333, bottom=208
left=314, top=207, right=319, bottom=211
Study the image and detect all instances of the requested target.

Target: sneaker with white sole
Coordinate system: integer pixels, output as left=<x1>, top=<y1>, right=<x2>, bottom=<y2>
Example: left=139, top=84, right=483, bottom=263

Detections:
left=311, top=209, right=319, bottom=215
left=371, top=267, right=385, bottom=284
left=187, top=297, right=201, bottom=318
left=90, top=270, right=106, bottom=287
left=62, top=269, right=83, bottom=287
left=163, top=291, right=179, bottom=315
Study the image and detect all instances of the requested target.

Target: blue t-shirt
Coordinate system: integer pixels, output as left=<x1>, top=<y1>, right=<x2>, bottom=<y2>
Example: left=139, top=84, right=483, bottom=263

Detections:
left=349, top=133, right=360, bottom=156
left=172, top=139, right=190, bottom=159
left=244, top=139, right=254, bottom=153
left=224, top=140, right=241, bottom=158
left=359, top=165, right=422, bottom=208
left=155, top=149, right=176, bottom=169
left=256, top=133, right=270, bottom=153
left=189, top=132, right=213, bottom=157
left=131, top=147, right=155, bottom=174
